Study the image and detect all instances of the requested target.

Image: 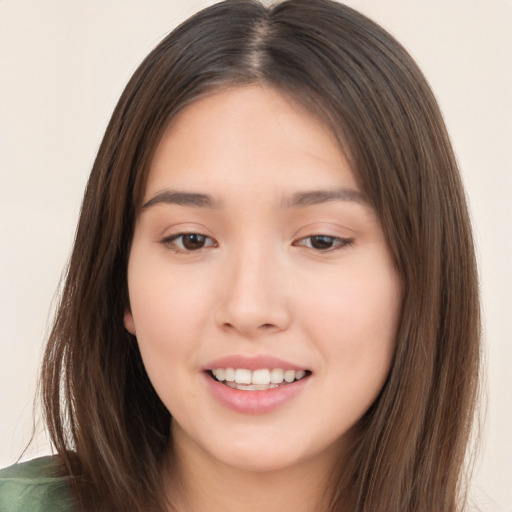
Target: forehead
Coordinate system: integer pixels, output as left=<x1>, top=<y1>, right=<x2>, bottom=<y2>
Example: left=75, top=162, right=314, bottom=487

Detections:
left=144, top=84, right=359, bottom=202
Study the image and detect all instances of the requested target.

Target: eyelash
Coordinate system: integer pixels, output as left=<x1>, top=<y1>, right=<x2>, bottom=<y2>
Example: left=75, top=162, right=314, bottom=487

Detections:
left=293, top=235, right=354, bottom=251
left=162, top=233, right=218, bottom=253
left=161, top=233, right=354, bottom=253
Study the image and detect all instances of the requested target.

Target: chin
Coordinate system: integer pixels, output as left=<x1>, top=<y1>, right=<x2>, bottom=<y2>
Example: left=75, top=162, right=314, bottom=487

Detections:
left=217, top=448, right=306, bottom=474
left=206, top=430, right=334, bottom=475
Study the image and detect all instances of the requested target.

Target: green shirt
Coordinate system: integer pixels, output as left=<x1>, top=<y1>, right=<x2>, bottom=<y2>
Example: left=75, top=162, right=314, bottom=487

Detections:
left=0, top=456, right=76, bottom=511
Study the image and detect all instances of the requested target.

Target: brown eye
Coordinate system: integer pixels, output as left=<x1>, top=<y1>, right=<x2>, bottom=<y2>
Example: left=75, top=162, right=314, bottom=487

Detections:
left=309, top=235, right=336, bottom=250
left=165, top=233, right=217, bottom=251
left=294, top=235, right=353, bottom=251
left=181, top=234, right=208, bottom=250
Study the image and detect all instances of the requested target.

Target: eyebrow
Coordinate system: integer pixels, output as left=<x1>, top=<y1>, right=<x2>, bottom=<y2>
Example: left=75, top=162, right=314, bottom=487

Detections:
left=142, top=187, right=367, bottom=210
left=284, top=188, right=368, bottom=208
left=142, top=190, right=216, bottom=209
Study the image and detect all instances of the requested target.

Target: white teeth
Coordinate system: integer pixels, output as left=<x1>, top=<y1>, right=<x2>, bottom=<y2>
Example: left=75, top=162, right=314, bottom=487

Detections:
left=252, top=369, right=271, bottom=385
left=225, top=382, right=279, bottom=391
left=270, top=368, right=284, bottom=384
left=224, top=367, right=235, bottom=382
left=212, top=367, right=308, bottom=387
left=284, top=370, right=295, bottom=383
left=234, top=368, right=252, bottom=384
left=295, top=370, right=306, bottom=380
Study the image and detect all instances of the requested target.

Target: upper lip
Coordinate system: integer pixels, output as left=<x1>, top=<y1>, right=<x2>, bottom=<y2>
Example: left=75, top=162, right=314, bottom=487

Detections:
left=203, top=355, right=309, bottom=372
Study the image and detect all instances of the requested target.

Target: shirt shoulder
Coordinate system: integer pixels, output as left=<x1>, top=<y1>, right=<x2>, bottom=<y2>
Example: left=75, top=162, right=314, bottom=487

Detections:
left=0, top=456, right=76, bottom=512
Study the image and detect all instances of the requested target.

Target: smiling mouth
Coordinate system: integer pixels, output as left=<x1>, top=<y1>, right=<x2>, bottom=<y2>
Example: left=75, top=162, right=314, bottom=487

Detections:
left=209, top=368, right=311, bottom=391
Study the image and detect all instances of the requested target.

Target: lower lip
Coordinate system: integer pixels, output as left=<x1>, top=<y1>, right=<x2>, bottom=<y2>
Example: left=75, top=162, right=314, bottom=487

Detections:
left=203, top=373, right=310, bottom=414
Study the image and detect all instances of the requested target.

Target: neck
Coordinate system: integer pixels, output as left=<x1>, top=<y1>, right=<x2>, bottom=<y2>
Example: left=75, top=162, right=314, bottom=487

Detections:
left=165, top=425, right=345, bottom=512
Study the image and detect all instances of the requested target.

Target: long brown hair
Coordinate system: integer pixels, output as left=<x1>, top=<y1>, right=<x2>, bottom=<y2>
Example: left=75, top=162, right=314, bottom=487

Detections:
left=41, top=1, right=480, bottom=510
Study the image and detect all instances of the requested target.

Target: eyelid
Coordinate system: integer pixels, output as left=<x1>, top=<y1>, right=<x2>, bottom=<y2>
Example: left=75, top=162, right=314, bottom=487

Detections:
left=161, top=232, right=218, bottom=253
left=293, top=234, right=354, bottom=252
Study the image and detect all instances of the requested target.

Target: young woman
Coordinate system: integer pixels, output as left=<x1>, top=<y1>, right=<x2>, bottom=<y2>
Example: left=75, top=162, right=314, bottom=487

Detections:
left=0, top=1, right=480, bottom=511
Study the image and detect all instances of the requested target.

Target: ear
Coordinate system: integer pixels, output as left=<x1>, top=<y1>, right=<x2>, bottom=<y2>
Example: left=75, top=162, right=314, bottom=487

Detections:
left=124, top=310, right=136, bottom=335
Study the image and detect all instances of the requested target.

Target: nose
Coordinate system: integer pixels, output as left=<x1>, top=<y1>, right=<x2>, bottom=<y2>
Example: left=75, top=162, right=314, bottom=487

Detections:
left=215, top=242, right=292, bottom=337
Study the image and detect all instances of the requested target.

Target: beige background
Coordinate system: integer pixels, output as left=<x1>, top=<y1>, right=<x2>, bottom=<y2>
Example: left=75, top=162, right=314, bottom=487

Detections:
left=0, top=1, right=510, bottom=510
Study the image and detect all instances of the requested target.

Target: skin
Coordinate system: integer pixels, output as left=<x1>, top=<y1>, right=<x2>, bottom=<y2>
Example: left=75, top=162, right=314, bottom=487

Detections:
left=124, top=85, right=402, bottom=512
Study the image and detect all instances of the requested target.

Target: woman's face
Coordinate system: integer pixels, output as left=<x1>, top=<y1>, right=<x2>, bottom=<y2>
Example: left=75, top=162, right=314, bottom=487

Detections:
left=125, top=85, right=402, bottom=474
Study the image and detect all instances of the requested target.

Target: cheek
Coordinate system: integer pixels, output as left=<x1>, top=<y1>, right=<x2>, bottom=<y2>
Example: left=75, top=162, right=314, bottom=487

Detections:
left=302, top=253, right=401, bottom=386
left=305, top=254, right=400, bottom=334
left=129, top=263, right=212, bottom=344
left=126, top=262, right=214, bottom=401
left=130, top=289, right=201, bottom=416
